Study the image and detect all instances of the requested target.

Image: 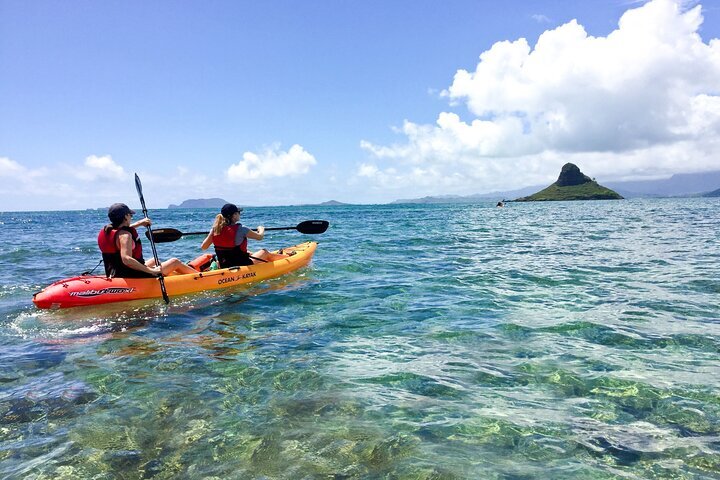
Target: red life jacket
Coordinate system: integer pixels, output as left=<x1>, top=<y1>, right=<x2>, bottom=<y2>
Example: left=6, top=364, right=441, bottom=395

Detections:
left=212, top=224, right=248, bottom=251
left=211, top=224, right=251, bottom=267
left=97, top=226, right=146, bottom=277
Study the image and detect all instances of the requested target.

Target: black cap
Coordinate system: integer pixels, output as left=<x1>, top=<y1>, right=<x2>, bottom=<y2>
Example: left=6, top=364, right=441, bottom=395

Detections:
left=221, top=203, right=242, bottom=219
left=108, top=203, right=135, bottom=224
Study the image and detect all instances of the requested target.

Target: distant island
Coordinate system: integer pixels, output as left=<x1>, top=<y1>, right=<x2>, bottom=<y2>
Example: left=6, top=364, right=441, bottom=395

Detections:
left=392, top=187, right=540, bottom=205
left=292, top=200, right=351, bottom=206
left=168, top=198, right=229, bottom=209
left=703, top=187, right=720, bottom=197
left=393, top=194, right=488, bottom=205
left=514, top=163, right=623, bottom=202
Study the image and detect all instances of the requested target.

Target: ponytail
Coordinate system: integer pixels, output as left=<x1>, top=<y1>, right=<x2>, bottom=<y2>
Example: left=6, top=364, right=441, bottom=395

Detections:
left=211, top=214, right=228, bottom=236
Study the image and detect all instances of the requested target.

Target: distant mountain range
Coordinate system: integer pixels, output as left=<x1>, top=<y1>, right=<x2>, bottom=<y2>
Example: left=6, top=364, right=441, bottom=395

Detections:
left=392, top=188, right=539, bottom=204
left=168, top=198, right=229, bottom=209
left=300, top=200, right=349, bottom=206
left=605, top=171, right=720, bottom=198
left=168, top=198, right=350, bottom=209
left=392, top=170, right=720, bottom=204
left=167, top=172, right=720, bottom=208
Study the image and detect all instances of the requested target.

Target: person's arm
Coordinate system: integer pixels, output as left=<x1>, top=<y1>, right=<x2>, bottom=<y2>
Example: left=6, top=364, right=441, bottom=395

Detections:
left=201, top=231, right=213, bottom=250
left=246, top=225, right=264, bottom=241
left=130, top=217, right=151, bottom=229
left=118, top=231, right=160, bottom=275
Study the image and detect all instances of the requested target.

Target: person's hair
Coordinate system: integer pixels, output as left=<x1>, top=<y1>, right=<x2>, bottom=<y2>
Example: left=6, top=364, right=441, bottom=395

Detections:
left=104, top=219, right=122, bottom=233
left=211, top=214, right=229, bottom=236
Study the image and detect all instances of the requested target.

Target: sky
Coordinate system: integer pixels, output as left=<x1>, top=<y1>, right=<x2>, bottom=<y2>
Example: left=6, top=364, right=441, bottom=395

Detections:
left=1, top=0, right=719, bottom=211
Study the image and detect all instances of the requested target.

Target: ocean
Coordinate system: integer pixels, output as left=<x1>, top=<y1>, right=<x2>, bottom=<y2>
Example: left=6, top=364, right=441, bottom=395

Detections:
left=0, top=199, right=719, bottom=479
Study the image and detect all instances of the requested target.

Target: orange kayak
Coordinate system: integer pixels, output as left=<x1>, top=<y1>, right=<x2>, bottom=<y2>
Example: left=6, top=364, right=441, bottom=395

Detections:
left=33, top=242, right=317, bottom=309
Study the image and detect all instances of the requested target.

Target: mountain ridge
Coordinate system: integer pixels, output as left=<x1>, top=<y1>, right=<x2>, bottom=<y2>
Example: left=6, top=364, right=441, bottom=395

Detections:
left=391, top=170, right=720, bottom=204
left=168, top=198, right=229, bottom=209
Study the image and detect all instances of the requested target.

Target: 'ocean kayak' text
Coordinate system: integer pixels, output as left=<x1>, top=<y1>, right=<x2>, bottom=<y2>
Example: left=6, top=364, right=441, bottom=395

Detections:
left=217, top=272, right=257, bottom=285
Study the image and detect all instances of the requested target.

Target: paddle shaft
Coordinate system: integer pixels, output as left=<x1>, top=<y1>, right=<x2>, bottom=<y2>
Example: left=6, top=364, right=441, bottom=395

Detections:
left=265, top=226, right=305, bottom=231
left=134, top=174, right=170, bottom=304
left=157, top=226, right=298, bottom=237
left=148, top=220, right=329, bottom=243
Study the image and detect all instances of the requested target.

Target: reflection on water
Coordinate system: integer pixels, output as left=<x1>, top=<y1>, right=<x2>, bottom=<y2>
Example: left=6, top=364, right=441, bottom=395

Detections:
left=0, top=201, right=719, bottom=478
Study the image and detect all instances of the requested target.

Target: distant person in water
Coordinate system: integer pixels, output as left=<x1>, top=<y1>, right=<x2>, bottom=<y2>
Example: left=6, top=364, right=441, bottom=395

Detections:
left=98, top=203, right=197, bottom=278
left=496, top=201, right=505, bottom=208
left=201, top=203, right=274, bottom=268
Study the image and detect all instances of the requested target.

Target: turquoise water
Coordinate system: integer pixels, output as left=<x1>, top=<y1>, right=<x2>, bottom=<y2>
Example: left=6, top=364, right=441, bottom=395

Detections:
left=1, top=200, right=719, bottom=479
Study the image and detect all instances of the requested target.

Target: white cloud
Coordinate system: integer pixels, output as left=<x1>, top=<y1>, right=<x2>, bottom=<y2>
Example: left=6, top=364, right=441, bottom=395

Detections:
left=0, top=157, right=26, bottom=177
left=359, top=0, right=720, bottom=193
left=74, top=155, right=127, bottom=181
left=0, top=157, right=49, bottom=179
left=227, top=144, right=317, bottom=182
left=0, top=155, right=134, bottom=211
left=0, top=157, right=87, bottom=210
left=357, top=163, right=381, bottom=178
left=532, top=14, right=551, bottom=24
left=0, top=151, right=319, bottom=210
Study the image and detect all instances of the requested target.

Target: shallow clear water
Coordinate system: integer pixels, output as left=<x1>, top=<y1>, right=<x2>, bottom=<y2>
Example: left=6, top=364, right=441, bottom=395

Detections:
left=1, top=199, right=719, bottom=479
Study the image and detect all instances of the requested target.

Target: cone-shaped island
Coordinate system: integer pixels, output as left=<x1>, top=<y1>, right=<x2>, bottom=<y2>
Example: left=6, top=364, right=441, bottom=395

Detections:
left=515, top=163, right=623, bottom=201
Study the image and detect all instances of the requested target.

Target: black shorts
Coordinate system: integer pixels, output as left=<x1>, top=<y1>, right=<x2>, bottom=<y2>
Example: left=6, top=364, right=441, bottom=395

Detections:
left=217, top=251, right=253, bottom=268
left=114, top=261, right=157, bottom=279
left=118, top=268, right=157, bottom=279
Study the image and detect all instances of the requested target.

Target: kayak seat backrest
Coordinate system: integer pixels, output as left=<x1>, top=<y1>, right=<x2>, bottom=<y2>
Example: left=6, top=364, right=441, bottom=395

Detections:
left=188, top=253, right=216, bottom=272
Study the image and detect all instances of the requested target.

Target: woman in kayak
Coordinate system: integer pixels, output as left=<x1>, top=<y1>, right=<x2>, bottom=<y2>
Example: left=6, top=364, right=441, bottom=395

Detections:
left=200, top=203, right=273, bottom=267
left=98, top=203, right=197, bottom=278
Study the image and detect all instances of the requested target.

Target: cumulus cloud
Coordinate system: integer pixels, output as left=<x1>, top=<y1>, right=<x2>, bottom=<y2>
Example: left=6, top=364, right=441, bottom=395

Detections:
left=532, top=14, right=551, bottom=23
left=359, top=0, right=720, bottom=193
left=74, top=155, right=127, bottom=181
left=0, top=157, right=80, bottom=209
left=0, top=155, right=135, bottom=210
left=0, top=157, right=50, bottom=180
left=227, top=144, right=317, bottom=182
left=137, top=165, right=212, bottom=195
left=0, top=157, right=26, bottom=177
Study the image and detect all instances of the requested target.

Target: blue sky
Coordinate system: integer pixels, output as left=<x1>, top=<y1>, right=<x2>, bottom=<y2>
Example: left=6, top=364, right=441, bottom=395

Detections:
left=1, top=0, right=719, bottom=210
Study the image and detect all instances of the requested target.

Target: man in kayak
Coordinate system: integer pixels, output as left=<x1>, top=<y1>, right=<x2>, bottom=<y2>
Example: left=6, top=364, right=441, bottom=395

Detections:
left=200, top=203, right=274, bottom=267
left=98, top=203, right=197, bottom=278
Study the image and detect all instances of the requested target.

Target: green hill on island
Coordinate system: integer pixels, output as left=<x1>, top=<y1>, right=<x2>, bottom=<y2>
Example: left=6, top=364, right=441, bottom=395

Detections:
left=515, top=163, right=623, bottom=202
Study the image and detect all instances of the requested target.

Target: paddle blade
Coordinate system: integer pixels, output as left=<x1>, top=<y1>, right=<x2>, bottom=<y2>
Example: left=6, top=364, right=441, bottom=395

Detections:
left=296, top=220, right=329, bottom=234
left=147, top=228, right=184, bottom=243
left=134, top=173, right=143, bottom=194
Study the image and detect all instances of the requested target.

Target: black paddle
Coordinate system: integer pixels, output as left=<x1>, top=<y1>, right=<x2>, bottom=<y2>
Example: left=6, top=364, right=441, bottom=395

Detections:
left=146, top=220, right=329, bottom=243
left=134, top=173, right=170, bottom=304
